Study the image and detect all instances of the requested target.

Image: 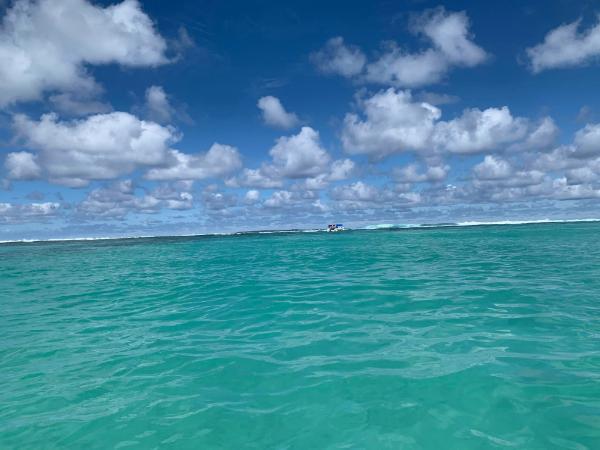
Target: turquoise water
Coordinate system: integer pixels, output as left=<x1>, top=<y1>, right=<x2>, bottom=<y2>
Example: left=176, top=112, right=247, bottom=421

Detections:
left=1, top=223, right=600, bottom=449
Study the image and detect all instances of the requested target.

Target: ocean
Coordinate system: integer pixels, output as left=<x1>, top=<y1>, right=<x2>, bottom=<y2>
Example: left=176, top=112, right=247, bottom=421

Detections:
left=1, top=222, right=599, bottom=449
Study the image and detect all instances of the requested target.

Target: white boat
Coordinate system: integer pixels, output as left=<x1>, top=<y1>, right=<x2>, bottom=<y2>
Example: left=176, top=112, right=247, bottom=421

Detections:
left=327, top=224, right=345, bottom=232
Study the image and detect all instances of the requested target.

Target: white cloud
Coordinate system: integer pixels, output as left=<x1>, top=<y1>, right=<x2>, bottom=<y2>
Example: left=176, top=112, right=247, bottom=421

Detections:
left=310, top=36, right=366, bottom=77
left=433, top=107, right=529, bottom=154
left=144, top=85, right=175, bottom=123
left=329, top=158, right=356, bottom=181
left=330, top=181, right=421, bottom=210
left=531, top=123, right=600, bottom=177
left=573, top=123, right=600, bottom=157
left=257, top=96, right=300, bottom=129
left=394, top=162, right=449, bottom=183
left=259, top=189, right=326, bottom=213
left=229, top=156, right=352, bottom=191
left=473, top=156, right=513, bottom=180
left=566, top=167, right=598, bottom=184
left=78, top=180, right=159, bottom=218
left=331, top=181, right=380, bottom=202
left=341, top=89, right=441, bottom=158
left=226, top=168, right=284, bottom=189
left=12, top=112, right=176, bottom=186
left=0, top=201, right=60, bottom=223
left=0, top=0, right=168, bottom=107
left=526, top=17, right=600, bottom=72
left=313, top=8, right=486, bottom=88
left=268, top=126, right=331, bottom=178
left=532, top=145, right=579, bottom=172
left=201, top=185, right=237, bottom=211
left=508, top=117, right=559, bottom=152
left=145, top=143, right=242, bottom=181
left=342, top=88, right=541, bottom=158
left=244, top=189, right=260, bottom=204
left=78, top=179, right=194, bottom=218
left=296, top=175, right=329, bottom=191
left=365, top=46, right=449, bottom=87
left=551, top=177, right=600, bottom=200
left=264, top=190, right=294, bottom=208
left=5, top=151, right=41, bottom=180
left=165, top=192, right=193, bottom=210
left=413, top=8, right=487, bottom=66
left=521, top=122, right=600, bottom=197
left=151, top=181, right=194, bottom=210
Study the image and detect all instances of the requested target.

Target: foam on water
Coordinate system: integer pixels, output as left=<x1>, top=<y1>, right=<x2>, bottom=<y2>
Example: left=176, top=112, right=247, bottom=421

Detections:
left=362, top=217, right=600, bottom=231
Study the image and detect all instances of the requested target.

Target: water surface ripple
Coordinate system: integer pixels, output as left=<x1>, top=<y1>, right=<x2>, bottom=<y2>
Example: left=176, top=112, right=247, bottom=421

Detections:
left=1, top=223, right=600, bottom=448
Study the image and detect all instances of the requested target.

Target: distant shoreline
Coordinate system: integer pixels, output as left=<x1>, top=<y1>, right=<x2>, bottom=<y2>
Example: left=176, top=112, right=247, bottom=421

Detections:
left=2, top=218, right=600, bottom=245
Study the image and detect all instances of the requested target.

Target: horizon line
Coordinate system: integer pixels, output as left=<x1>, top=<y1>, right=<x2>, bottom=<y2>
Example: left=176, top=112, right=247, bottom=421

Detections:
left=2, top=217, right=600, bottom=245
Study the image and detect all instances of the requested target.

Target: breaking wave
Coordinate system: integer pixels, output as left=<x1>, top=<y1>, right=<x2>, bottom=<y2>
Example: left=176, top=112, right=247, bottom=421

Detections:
left=362, top=218, right=600, bottom=231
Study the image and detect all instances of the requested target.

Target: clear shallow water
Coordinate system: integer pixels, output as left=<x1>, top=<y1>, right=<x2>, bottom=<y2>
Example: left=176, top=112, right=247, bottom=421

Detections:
left=1, top=223, right=600, bottom=449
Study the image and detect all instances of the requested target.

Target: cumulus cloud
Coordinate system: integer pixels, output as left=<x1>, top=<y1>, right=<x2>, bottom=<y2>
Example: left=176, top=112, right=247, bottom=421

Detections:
left=0, top=0, right=168, bottom=107
left=551, top=177, right=600, bottom=200
left=330, top=181, right=381, bottom=202
left=244, top=189, right=260, bottom=204
left=394, top=162, right=449, bottom=183
left=201, top=185, right=238, bottom=211
left=532, top=145, right=580, bottom=172
left=312, top=8, right=487, bottom=87
left=78, top=179, right=193, bottom=218
left=151, top=180, right=194, bottom=210
left=229, top=127, right=330, bottom=186
left=526, top=16, right=600, bottom=72
left=341, top=88, right=545, bottom=158
left=475, top=174, right=600, bottom=203
left=5, top=151, right=41, bottom=180
left=330, top=181, right=421, bottom=210
left=341, top=89, right=441, bottom=158
left=573, top=123, right=600, bottom=157
left=7, top=111, right=239, bottom=186
left=365, top=45, right=448, bottom=88
left=465, top=134, right=600, bottom=204
left=226, top=168, right=284, bottom=189
left=433, top=107, right=529, bottom=154
left=145, top=144, right=242, bottom=181
left=527, top=122, right=600, bottom=189
left=290, top=159, right=356, bottom=192
left=78, top=180, right=159, bottom=218
left=264, top=190, right=294, bottom=208
left=227, top=128, right=353, bottom=190
left=329, top=158, right=356, bottom=181
left=473, top=156, right=513, bottom=180
left=261, top=189, right=325, bottom=212
left=11, top=112, right=177, bottom=186
left=310, top=36, right=367, bottom=77
left=508, top=117, right=559, bottom=152
left=0, top=201, right=60, bottom=223
left=565, top=167, right=599, bottom=185
left=412, top=8, right=487, bottom=65
left=269, top=127, right=331, bottom=178
left=257, top=96, right=300, bottom=129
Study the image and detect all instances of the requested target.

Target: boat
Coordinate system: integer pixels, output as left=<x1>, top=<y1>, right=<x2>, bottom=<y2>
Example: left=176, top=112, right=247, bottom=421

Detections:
left=327, top=224, right=345, bottom=232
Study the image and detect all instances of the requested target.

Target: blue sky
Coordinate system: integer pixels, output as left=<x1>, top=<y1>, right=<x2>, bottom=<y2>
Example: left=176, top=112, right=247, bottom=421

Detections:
left=2, top=0, right=600, bottom=239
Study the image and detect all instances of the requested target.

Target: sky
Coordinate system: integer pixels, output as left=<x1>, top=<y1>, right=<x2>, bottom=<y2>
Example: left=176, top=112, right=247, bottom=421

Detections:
left=2, top=0, right=600, bottom=239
